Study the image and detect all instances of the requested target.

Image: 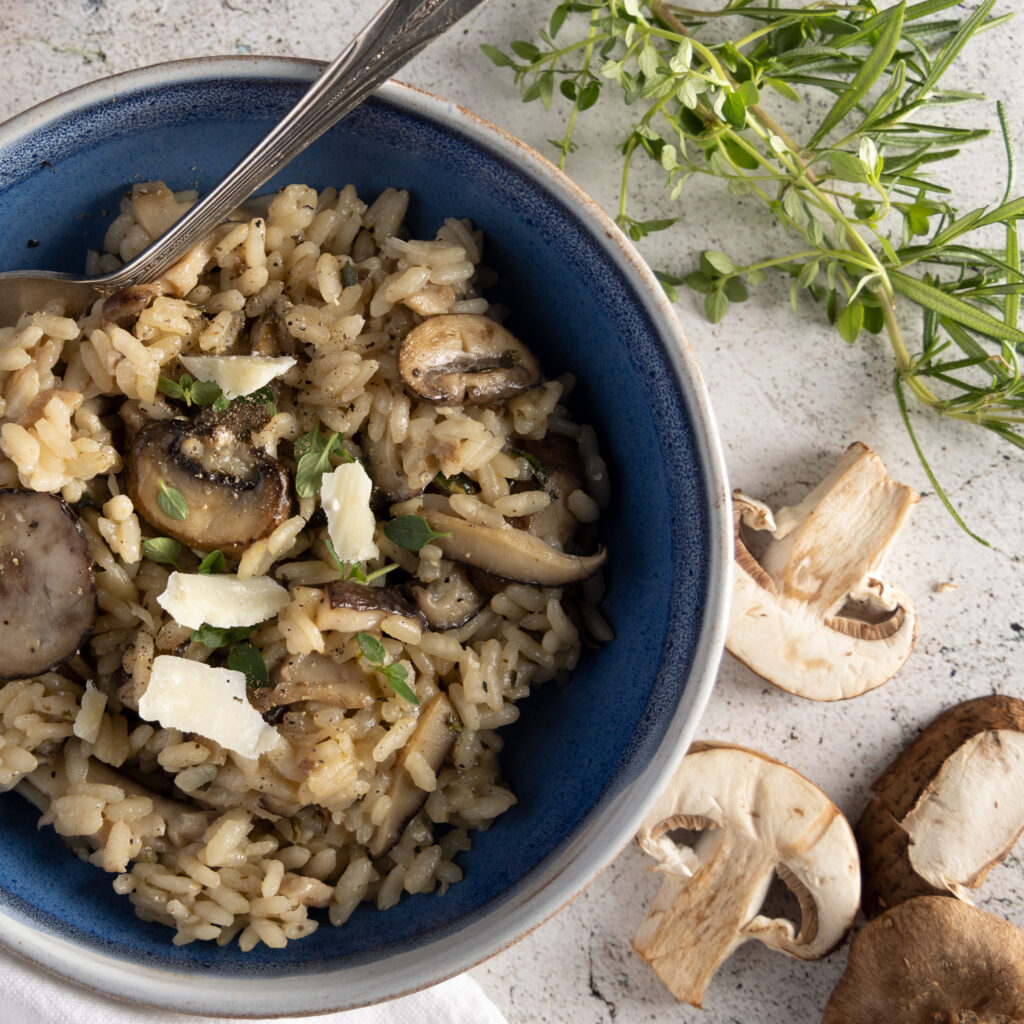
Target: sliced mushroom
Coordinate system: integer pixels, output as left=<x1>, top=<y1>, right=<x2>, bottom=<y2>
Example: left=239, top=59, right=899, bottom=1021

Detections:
left=363, top=432, right=433, bottom=503
left=250, top=652, right=376, bottom=714
left=398, top=314, right=541, bottom=405
left=822, top=896, right=1024, bottom=1023
left=366, top=692, right=459, bottom=859
left=511, top=433, right=586, bottom=547
left=727, top=442, right=919, bottom=701
left=857, top=694, right=1024, bottom=918
left=0, top=490, right=96, bottom=682
left=102, top=283, right=164, bottom=325
left=316, top=580, right=424, bottom=635
left=422, top=509, right=606, bottom=586
left=409, top=565, right=487, bottom=630
left=633, top=742, right=860, bottom=1008
left=124, top=410, right=290, bottom=556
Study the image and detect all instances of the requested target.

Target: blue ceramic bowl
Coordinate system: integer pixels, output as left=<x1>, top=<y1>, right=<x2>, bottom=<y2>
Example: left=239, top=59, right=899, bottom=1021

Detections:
left=0, top=58, right=730, bottom=1016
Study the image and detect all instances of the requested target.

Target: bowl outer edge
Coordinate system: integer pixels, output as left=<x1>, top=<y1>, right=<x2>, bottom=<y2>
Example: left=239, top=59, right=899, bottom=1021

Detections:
left=0, top=57, right=733, bottom=1016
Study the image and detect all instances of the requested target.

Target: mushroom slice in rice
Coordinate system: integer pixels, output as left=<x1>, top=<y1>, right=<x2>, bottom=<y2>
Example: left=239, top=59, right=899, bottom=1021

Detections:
left=251, top=652, right=376, bottom=714
left=124, top=409, right=290, bottom=557
left=366, top=692, right=460, bottom=859
left=0, top=490, right=96, bottom=682
left=409, top=565, right=487, bottom=631
left=423, top=509, right=607, bottom=586
left=398, top=314, right=541, bottom=405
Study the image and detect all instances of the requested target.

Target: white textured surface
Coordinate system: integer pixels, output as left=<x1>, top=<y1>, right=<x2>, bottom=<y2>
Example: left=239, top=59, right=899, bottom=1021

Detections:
left=2, top=2, right=1023, bottom=1020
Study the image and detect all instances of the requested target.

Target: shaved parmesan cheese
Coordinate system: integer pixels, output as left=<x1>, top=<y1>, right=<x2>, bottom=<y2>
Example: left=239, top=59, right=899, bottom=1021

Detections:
left=157, top=572, right=289, bottom=630
left=322, top=462, right=379, bottom=564
left=178, top=355, right=296, bottom=400
left=139, top=655, right=280, bottom=760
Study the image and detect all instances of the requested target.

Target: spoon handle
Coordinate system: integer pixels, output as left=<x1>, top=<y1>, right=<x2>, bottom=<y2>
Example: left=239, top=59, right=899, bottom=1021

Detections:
left=120, top=0, right=487, bottom=286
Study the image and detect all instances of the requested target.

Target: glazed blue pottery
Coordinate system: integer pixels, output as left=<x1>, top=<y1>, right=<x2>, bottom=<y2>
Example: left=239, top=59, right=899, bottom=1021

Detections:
left=0, top=58, right=730, bottom=1015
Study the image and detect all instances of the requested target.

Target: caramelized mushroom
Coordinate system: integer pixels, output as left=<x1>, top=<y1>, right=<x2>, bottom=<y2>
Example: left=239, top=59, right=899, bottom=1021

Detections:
left=511, top=433, right=586, bottom=547
left=0, top=490, right=96, bottom=681
left=317, top=580, right=424, bottom=635
left=124, top=409, right=290, bottom=556
left=398, top=314, right=541, bottom=405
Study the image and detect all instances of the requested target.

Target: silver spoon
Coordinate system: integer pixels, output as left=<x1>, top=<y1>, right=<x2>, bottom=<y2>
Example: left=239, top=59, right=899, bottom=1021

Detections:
left=0, top=0, right=487, bottom=323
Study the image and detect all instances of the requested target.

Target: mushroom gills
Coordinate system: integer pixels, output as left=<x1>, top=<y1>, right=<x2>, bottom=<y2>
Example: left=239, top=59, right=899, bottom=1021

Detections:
left=0, top=490, right=97, bottom=682
left=365, top=692, right=459, bottom=859
left=124, top=412, right=290, bottom=556
left=727, top=442, right=919, bottom=701
left=423, top=509, right=606, bottom=586
left=398, top=314, right=541, bottom=405
left=633, top=742, right=860, bottom=1008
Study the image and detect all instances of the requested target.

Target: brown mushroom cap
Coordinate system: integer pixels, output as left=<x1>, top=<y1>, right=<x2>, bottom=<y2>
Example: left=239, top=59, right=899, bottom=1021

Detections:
left=125, top=411, right=290, bottom=557
left=409, top=565, right=487, bottom=631
left=398, top=314, right=541, bottom=405
left=822, top=896, right=1024, bottom=1023
left=858, top=694, right=1024, bottom=918
left=0, top=490, right=97, bottom=681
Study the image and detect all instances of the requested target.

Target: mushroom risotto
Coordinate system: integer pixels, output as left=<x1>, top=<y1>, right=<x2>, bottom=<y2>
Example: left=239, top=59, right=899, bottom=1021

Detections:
left=0, top=182, right=610, bottom=951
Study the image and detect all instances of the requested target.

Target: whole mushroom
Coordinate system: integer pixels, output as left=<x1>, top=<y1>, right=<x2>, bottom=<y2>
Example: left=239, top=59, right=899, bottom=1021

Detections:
left=822, top=896, right=1024, bottom=1023
left=632, top=742, right=860, bottom=1008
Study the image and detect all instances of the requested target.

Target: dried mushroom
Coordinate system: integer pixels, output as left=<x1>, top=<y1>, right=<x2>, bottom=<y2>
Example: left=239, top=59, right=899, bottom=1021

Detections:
left=822, top=897, right=1024, bottom=1023
left=858, top=694, right=1024, bottom=918
left=0, top=490, right=96, bottom=682
left=365, top=692, right=459, bottom=859
left=124, top=410, right=290, bottom=557
left=633, top=742, right=859, bottom=1008
left=727, top=442, right=919, bottom=701
left=422, top=508, right=606, bottom=586
left=398, top=313, right=541, bottom=404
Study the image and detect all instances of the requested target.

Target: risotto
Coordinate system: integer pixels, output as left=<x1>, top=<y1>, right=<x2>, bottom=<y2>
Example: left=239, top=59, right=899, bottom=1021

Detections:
left=0, top=181, right=610, bottom=951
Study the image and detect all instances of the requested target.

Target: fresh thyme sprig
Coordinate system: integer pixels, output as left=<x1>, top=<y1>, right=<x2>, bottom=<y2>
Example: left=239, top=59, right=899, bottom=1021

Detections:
left=485, top=0, right=1024, bottom=540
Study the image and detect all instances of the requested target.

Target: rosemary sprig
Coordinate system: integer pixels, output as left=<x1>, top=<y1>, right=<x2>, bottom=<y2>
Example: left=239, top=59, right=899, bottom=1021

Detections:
left=485, top=0, right=1024, bottom=539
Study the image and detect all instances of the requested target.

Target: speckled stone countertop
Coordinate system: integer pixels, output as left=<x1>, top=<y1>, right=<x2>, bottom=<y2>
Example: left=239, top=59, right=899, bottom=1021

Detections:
left=2, top=2, right=1022, bottom=1021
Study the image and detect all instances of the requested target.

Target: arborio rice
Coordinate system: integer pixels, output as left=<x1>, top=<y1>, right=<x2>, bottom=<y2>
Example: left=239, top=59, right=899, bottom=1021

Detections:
left=0, top=181, right=611, bottom=951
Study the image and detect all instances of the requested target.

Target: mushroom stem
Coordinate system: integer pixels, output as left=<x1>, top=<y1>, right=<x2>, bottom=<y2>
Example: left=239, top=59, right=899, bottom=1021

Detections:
left=634, top=828, right=777, bottom=1007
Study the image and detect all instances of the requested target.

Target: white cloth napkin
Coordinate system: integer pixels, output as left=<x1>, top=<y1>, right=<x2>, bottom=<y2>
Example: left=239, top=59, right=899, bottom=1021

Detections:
left=0, top=949, right=507, bottom=1023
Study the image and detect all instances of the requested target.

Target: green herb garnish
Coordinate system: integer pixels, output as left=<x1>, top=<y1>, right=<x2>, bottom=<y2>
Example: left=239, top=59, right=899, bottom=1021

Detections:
left=197, top=549, right=227, bottom=575
left=143, top=536, right=183, bottom=569
left=227, top=641, right=270, bottom=689
left=238, top=385, right=278, bottom=416
left=356, top=631, right=419, bottom=704
left=383, top=515, right=451, bottom=552
left=293, top=422, right=355, bottom=498
left=341, top=261, right=359, bottom=288
left=157, top=480, right=189, bottom=520
left=433, top=471, right=475, bottom=494
left=157, top=373, right=223, bottom=408
left=506, top=445, right=551, bottom=487
left=190, top=623, right=254, bottom=649
left=323, top=536, right=398, bottom=584
left=487, top=0, right=1023, bottom=540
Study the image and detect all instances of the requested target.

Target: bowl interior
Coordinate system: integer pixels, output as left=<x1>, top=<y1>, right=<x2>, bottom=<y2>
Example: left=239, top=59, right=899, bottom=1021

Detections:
left=0, top=60, right=722, bottom=989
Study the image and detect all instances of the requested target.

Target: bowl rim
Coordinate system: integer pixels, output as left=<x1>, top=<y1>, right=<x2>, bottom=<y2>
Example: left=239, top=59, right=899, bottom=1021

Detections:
left=0, top=54, right=732, bottom=1017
